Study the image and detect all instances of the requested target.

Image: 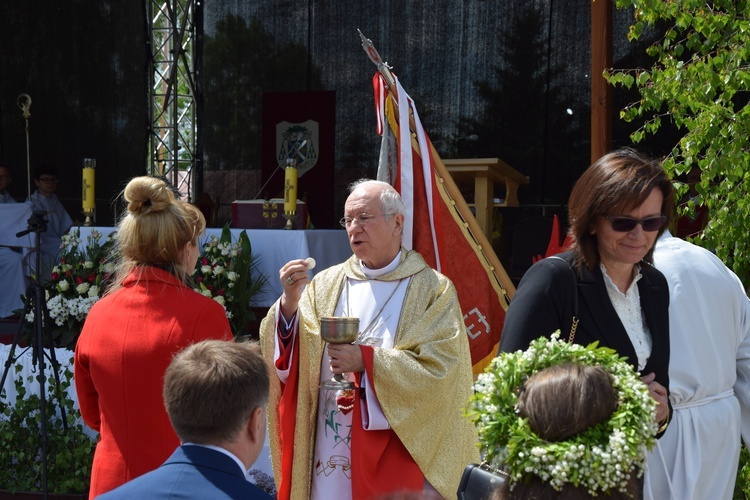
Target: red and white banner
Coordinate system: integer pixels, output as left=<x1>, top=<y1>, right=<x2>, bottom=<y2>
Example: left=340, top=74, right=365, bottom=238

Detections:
left=373, top=74, right=512, bottom=375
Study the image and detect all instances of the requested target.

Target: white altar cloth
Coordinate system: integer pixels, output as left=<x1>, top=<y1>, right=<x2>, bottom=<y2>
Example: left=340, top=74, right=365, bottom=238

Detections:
left=76, top=227, right=352, bottom=307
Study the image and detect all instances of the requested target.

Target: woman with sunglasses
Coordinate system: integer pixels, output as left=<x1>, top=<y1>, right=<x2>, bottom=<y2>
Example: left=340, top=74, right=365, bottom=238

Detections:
left=500, top=148, right=673, bottom=436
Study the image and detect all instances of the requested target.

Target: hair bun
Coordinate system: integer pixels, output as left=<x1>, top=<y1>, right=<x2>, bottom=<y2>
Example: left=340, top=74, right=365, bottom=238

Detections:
left=124, top=177, right=174, bottom=215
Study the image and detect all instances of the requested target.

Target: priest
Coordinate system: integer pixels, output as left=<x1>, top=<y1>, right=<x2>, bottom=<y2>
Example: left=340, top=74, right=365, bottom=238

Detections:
left=260, top=179, right=479, bottom=499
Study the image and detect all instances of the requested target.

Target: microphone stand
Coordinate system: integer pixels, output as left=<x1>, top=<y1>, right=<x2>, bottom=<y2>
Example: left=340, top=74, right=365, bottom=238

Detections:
left=0, top=210, right=68, bottom=500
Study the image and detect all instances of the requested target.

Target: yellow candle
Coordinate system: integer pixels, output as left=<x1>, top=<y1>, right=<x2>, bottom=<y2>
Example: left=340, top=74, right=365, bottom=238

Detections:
left=284, top=164, right=298, bottom=214
left=82, top=158, right=96, bottom=212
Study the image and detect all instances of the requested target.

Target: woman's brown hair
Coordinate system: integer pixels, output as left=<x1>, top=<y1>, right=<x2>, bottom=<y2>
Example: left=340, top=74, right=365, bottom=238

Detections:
left=568, top=148, right=674, bottom=273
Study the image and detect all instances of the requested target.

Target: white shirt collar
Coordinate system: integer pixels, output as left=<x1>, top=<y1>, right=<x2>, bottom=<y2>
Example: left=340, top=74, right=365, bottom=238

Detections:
left=360, top=250, right=402, bottom=278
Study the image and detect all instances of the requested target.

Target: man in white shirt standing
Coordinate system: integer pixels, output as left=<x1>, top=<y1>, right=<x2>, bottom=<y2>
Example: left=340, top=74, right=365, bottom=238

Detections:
left=644, top=230, right=750, bottom=499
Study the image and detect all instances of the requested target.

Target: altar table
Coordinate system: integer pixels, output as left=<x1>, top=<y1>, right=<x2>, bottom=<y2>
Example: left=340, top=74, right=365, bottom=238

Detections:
left=76, top=227, right=352, bottom=307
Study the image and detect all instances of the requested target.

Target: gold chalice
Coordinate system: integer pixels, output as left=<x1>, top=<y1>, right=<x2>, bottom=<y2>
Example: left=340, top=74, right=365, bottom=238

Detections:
left=320, top=317, right=359, bottom=390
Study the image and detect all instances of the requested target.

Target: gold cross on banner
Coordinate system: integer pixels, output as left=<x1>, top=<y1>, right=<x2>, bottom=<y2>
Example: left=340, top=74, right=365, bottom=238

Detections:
left=263, top=202, right=278, bottom=228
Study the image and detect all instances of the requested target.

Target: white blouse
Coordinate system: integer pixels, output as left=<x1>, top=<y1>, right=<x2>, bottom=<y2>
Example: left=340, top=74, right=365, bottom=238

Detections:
left=600, top=263, right=652, bottom=371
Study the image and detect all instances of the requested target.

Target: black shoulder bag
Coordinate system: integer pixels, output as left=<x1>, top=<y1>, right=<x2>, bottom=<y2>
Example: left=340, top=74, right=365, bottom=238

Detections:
left=548, top=255, right=579, bottom=343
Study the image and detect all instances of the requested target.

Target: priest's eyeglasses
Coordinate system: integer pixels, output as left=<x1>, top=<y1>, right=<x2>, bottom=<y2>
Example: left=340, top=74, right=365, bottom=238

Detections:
left=604, top=215, right=666, bottom=232
left=339, top=213, right=390, bottom=228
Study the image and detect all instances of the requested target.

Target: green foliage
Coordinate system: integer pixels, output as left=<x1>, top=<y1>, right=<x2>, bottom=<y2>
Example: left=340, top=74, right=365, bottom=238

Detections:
left=193, top=225, right=268, bottom=338
left=606, top=0, right=750, bottom=285
left=0, top=365, right=96, bottom=494
left=467, top=333, right=657, bottom=495
left=735, top=444, right=750, bottom=499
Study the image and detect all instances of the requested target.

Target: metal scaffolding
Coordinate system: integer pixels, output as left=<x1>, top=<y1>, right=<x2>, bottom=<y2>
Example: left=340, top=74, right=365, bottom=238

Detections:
left=146, top=0, right=201, bottom=200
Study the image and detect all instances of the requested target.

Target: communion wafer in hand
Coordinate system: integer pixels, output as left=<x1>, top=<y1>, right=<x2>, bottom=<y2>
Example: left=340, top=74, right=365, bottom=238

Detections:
left=305, top=257, right=316, bottom=269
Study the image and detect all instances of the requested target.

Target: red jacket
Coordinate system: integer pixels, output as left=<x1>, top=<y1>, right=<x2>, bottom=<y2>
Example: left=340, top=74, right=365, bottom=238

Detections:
left=74, top=267, right=232, bottom=498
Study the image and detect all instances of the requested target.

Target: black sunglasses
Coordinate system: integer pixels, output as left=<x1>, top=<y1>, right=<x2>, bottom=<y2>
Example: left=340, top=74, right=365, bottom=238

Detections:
left=605, top=215, right=666, bottom=232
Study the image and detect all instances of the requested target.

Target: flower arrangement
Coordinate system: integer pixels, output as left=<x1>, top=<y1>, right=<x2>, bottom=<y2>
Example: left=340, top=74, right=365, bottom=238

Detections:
left=192, top=225, right=267, bottom=338
left=23, top=228, right=118, bottom=349
left=467, top=333, right=658, bottom=496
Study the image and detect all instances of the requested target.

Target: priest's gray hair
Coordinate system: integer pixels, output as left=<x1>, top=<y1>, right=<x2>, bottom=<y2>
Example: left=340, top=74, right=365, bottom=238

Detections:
left=348, top=178, right=406, bottom=219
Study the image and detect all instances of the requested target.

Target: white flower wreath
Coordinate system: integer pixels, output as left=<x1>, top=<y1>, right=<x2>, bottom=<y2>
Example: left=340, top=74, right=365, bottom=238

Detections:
left=467, top=332, right=658, bottom=495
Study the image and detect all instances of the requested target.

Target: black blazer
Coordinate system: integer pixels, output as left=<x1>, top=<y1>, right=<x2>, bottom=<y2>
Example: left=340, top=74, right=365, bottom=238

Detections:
left=500, top=251, right=671, bottom=398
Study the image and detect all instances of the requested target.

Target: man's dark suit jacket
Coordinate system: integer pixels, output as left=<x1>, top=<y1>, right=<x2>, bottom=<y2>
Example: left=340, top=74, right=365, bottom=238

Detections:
left=500, top=251, right=671, bottom=400
left=97, top=445, right=272, bottom=500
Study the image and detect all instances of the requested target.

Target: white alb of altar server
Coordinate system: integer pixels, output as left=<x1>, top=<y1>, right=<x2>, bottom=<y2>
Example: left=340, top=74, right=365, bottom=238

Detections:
left=0, top=198, right=32, bottom=318
left=28, top=190, right=73, bottom=269
left=644, top=231, right=750, bottom=500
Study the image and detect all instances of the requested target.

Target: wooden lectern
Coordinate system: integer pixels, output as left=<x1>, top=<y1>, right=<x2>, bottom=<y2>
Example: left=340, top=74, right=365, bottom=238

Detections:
left=443, top=158, right=530, bottom=238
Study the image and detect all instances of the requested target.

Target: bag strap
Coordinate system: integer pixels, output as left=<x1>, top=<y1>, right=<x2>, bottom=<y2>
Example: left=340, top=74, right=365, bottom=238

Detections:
left=547, top=256, right=579, bottom=343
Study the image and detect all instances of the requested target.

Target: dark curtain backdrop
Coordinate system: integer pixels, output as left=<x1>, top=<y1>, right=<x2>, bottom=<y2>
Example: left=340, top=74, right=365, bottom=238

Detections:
left=0, top=1, right=664, bottom=258
left=201, top=0, right=663, bottom=229
left=0, top=2, right=147, bottom=226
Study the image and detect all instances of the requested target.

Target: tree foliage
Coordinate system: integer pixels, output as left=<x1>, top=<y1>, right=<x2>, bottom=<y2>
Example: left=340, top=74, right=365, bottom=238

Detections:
left=605, top=0, right=750, bottom=285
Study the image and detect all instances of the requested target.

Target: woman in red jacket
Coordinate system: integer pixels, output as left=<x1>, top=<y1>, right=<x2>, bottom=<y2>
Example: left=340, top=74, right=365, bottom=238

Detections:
left=74, top=176, right=232, bottom=498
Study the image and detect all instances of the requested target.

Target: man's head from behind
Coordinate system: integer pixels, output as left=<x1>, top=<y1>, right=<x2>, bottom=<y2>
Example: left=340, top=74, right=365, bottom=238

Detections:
left=163, top=340, right=270, bottom=456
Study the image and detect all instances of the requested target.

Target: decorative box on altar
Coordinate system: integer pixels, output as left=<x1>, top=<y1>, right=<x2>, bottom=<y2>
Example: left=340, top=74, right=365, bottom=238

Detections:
left=231, top=199, right=308, bottom=229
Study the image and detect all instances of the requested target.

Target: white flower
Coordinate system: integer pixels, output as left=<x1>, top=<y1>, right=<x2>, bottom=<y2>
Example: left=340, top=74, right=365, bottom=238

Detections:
left=227, top=271, right=238, bottom=282
left=212, top=265, right=224, bottom=276
left=201, top=289, right=212, bottom=298
left=76, top=282, right=90, bottom=295
left=83, top=260, right=95, bottom=269
left=213, top=296, right=225, bottom=306
left=58, top=280, right=70, bottom=292
left=201, top=265, right=212, bottom=275
left=87, top=285, right=99, bottom=298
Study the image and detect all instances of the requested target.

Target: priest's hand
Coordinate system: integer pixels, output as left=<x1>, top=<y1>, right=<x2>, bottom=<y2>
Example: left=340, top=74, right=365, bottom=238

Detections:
left=327, top=344, right=365, bottom=374
left=279, top=259, right=312, bottom=321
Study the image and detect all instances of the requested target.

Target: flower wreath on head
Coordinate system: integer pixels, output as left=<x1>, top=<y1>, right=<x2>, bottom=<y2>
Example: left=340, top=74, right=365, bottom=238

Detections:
left=467, top=332, right=658, bottom=496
